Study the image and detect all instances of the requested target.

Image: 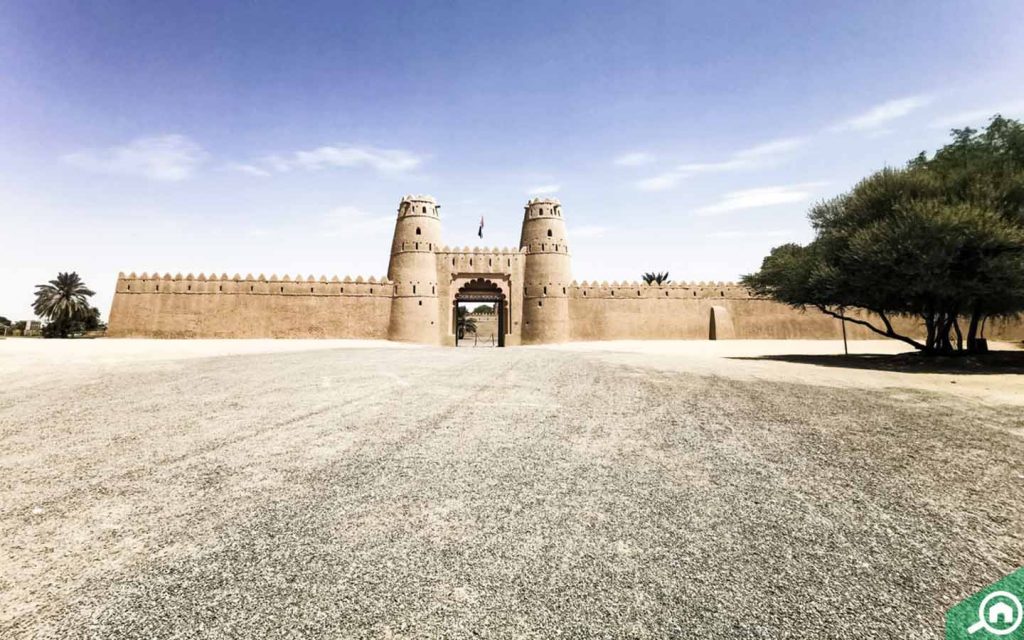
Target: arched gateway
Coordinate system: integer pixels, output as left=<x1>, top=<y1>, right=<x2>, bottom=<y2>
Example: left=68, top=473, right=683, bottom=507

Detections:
left=453, top=279, right=507, bottom=347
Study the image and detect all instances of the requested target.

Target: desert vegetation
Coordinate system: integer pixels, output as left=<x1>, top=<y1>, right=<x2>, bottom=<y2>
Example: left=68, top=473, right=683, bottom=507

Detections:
left=743, top=116, right=1024, bottom=355
left=31, top=272, right=103, bottom=338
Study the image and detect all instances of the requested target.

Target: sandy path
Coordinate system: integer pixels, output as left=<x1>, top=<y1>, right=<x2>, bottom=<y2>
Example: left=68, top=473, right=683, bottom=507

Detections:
left=0, top=342, right=1022, bottom=638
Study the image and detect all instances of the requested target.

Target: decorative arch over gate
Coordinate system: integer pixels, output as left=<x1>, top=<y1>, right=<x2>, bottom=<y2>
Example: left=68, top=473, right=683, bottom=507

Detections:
left=454, top=278, right=507, bottom=347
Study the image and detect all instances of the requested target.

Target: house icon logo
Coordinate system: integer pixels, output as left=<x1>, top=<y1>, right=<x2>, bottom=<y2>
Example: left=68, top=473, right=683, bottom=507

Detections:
left=948, top=569, right=1024, bottom=639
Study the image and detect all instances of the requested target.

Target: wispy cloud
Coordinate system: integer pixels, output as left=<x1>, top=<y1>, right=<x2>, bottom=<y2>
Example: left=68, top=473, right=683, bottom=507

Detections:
left=573, top=225, right=610, bottom=238
left=225, top=162, right=272, bottom=177
left=635, top=137, right=806, bottom=191
left=705, top=229, right=795, bottom=239
left=243, top=145, right=426, bottom=176
left=614, top=152, right=655, bottom=167
left=695, top=182, right=824, bottom=216
left=321, top=205, right=393, bottom=236
left=62, top=134, right=208, bottom=182
left=832, top=95, right=933, bottom=132
left=930, top=100, right=1024, bottom=129
left=527, top=184, right=560, bottom=195
left=636, top=173, right=686, bottom=192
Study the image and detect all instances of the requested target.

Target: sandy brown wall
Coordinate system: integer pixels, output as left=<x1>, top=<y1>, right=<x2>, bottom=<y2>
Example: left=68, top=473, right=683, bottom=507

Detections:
left=565, top=283, right=1024, bottom=341
left=108, top=274, right=393, bottom=338
left=568, top=296, right=862, bottom=340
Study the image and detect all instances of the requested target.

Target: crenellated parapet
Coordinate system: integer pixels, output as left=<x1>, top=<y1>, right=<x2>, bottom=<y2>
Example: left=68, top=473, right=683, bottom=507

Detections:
left=437, top=245, right=525, bottom=255
left=115, top=272, right=394, bottom=297
left=437, top=246, right=526, bottom=273
left=568, top=280, right=753, bottom=299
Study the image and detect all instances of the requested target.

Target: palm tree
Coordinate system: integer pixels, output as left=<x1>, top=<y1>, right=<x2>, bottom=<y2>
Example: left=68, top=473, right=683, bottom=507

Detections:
left=455, top=307, right=478, bottom=339
left=642, top=271, right=671, bottom=285
left=33, top=272, right=95, bottom=338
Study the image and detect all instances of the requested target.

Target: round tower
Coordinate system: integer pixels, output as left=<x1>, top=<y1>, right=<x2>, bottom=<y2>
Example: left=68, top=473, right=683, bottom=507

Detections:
left=387, top=195, right=441, bottom=343
left=519, top=197, right=572, bottom=343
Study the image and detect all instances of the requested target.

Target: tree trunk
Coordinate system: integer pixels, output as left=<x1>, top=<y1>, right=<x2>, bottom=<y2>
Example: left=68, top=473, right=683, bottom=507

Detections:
left=924, top=313, right=937, bottom=354
left=966, top=308, right=983, bottom=353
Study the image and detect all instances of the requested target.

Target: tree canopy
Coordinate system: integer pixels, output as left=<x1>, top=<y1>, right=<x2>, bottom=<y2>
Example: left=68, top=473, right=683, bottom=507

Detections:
left=742, top=116, right=1024, bottom=354
left=32, top=272, right=97, bottom=338
left=642, top=271, right=670, bottom=285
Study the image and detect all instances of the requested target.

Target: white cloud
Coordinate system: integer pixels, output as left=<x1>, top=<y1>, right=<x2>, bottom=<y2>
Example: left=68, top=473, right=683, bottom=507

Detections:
left=235, top=145, right=425, bottom=176
left=267, top=145, right=424, bottom=174
left=705, top=229, right=795, bottom=239
left=635, top=137, right=806, bottom=191
left=614, top=152, right=655, bottom=167
left=636, top=173, right=685, bottom=192
left=695, top=183, right=825, bottom=216
left=321, top=205, right=394, bottom=236
left=225, top=162, right=272, bottom=177
left=573, top=225, right=610, bottom=238
left=527, top=184, right=561, bottom=195
left=930, top=100, right=1024, bottom=129
left=61, top=134, right=208, bottom=182
left=832, top=95, right=933, bottom=132
left=732, top=137, right=806, bottom=160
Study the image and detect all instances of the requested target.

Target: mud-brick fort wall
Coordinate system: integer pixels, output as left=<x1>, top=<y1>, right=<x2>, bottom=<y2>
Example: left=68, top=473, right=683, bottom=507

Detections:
left=567, top=281, right=865, bottom=341
left=568, top=281, right=1024, bottom=341
left=107, top=273, right=393, bottom=338
left=106, top=194, right=1024, bottom=344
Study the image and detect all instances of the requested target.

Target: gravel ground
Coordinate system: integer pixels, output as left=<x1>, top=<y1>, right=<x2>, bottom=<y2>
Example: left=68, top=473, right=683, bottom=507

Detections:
left=1, top=343, right=1022, bottom=638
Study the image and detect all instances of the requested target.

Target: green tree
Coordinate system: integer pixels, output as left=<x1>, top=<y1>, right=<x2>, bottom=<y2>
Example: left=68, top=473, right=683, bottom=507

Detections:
left=455, top=307, right=477, bottom=339
left=0, top=316, right=10, bottom=327
left=32, top=272, right=96, bottom=339
left=642, top=271, right=670, bottom=284
left=471, top=304, right=494, bottom=314
left=743, top=117, right=1024, bottom=355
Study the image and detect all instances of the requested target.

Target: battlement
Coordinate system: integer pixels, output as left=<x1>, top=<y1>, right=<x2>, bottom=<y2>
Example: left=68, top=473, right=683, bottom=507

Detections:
left=567, top=281, right=752, bottom=299
left=437, top=246, right=525, bottom=255
left=115, top=272, right=394, bottom=296
left=400, top=194, right=437, bottom=204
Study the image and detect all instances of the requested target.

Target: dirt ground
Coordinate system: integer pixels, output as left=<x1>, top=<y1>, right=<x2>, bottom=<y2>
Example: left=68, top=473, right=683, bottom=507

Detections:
left=1, top=338, right=1022, bottom=638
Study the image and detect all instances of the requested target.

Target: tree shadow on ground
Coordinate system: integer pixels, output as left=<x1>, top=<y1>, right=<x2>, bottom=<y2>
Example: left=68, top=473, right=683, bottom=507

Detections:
left=730, top=348, right=1024, bottom=375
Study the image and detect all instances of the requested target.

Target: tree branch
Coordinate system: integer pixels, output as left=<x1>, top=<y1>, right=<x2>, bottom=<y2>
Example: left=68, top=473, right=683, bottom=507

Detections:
left=814, top=305, right=928, bottom=351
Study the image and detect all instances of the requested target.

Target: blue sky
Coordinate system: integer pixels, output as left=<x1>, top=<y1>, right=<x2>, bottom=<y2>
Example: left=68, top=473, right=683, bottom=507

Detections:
left=2, top=0, right=1024, bottom=320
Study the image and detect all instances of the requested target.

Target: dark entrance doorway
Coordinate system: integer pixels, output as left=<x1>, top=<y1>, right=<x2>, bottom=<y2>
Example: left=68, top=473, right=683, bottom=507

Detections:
left=454, top=279, right=506, bottom=347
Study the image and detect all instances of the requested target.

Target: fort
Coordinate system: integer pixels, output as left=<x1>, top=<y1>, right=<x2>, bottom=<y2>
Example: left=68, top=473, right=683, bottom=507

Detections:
left=107, top=195, right=1024, bottom=345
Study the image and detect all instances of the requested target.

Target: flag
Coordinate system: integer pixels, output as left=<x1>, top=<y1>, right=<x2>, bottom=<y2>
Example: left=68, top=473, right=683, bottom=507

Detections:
left=478, top=216, right=484, bottom=239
